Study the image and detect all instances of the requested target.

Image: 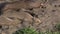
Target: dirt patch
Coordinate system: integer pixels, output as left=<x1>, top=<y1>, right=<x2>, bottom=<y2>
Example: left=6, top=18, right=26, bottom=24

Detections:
left=0, top=0, right=60, bottom=34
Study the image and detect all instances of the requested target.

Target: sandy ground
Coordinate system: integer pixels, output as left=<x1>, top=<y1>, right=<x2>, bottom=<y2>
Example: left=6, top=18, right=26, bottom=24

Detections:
left=0, top=0, right=60, bottom=34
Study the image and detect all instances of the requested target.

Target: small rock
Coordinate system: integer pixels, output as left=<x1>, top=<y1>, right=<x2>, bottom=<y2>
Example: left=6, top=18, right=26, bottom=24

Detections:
left=33, top=17, right=41, bottom=25
left=29, top=1, right=40, bottom=8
